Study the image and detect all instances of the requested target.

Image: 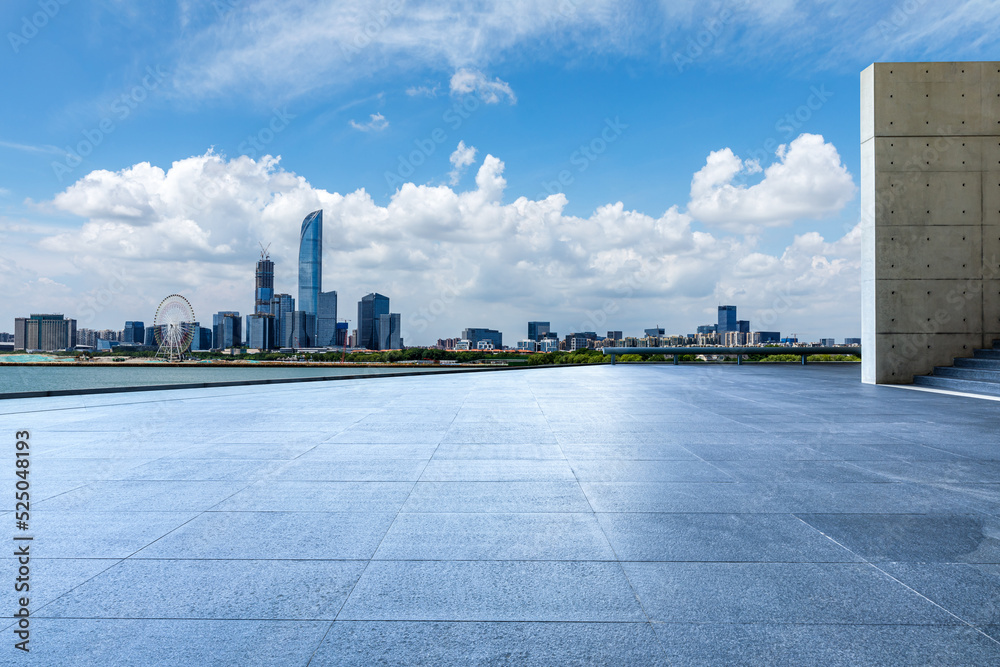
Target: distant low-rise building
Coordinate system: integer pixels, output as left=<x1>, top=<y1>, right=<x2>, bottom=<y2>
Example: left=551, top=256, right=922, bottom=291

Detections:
left=723, top=331, right=747, bottom=346
left=820, top=338, right=837, bottom=347
left=462, top=327, right=502, bottom=349
left=564, top=332, right=597, bottom=351
left=539, top=339, right=559, bottom=353
left=845, top=337, right=861, bottom=346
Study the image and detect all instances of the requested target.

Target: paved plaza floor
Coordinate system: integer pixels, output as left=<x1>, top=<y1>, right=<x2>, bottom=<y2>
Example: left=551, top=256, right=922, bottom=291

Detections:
left=3, top=364, right=1000, bottom=665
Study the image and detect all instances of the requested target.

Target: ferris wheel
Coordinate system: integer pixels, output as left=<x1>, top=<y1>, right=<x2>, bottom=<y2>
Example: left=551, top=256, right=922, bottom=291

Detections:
left=153, top=294, right=196, bottom=362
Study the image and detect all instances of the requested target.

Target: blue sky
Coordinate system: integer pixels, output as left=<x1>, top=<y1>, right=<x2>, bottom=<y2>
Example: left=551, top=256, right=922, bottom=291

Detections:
left=2, top=0, right=998, bottom=345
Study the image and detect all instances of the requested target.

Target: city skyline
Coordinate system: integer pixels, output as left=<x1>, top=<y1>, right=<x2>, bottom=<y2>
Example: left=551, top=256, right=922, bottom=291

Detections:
left=3, top=3, right=999, bottom=344
left=6, top=250, right=851, bottom=350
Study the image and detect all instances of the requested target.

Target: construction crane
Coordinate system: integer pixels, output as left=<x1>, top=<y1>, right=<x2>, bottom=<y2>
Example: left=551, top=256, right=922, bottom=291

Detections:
left=258, top=241, right=271, bottom=260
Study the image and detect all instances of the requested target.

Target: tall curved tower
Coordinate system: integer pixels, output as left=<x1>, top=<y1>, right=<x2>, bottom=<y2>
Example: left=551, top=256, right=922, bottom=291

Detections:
left=298, top=210, right=322, bottom=318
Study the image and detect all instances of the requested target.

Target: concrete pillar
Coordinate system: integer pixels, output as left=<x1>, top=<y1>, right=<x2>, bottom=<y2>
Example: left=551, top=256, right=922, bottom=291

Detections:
left=861, top=62, right=1000, bottom=384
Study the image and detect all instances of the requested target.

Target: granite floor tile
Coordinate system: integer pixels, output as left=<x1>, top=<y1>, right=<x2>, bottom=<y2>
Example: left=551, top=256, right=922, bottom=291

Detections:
left=624, top=562, right=957, bottom=624
left=374, top=512, right=615, bottom=560
left=795, top=513, right=1000, bottom=563
left=1, top=558, right=121, bottom=616
left=571, top=460, right=734, bottom=482
left=598, top=513, right=858, bottom=562
left=268, top=458, right=428, bottom=482
left=6, top=619, right=331, bottom=666
left=213, top=480, right=414, bottom=512
left=25, top=511, right=198, bottom=558
left=879, top=562, right=1000, bottom=624
left=338, top=561, right=646, bottom=622
left=710, top=460, right=892, bottom=483
left=313, top=621, right=667, bottom=666
left=419, top=460, right=576, bottom=481
left=134, top=511, right=398, bottom=560
left=650, top=622, right=1000, bottom=666
left=163, top=442, right=318, bottom=459
left=402, top=481, right=592, bottom=513
left=35, top=480, right=247, bottom=512
left=559, top=443, right=699, bottom=460
left=115, top=458, right=288, bottom=481
left=42, top=559, right=367, bottom=620
left=295, top=443, right=438, bottom=460
left=430, top=443, right=566, bottom=460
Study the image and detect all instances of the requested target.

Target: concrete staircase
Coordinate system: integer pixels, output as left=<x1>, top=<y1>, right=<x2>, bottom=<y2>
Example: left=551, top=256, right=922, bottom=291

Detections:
left=913, top=341, right=1000, bottom=396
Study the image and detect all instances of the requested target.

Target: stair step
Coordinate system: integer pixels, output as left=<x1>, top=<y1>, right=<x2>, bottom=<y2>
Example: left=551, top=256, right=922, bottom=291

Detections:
left=933, top=366, right=1000, bottom=382
left=954, top=357, right=1000, bottom=370
left=974, top=349, right=1000, bottom=360
left=913, top=375, right=1000, bottom=397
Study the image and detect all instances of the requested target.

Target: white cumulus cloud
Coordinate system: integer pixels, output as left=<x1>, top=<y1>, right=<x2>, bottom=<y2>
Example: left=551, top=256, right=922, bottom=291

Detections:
left=687, top=133, right=856, bottom=234
left=449, top=69, right=517, bottom=105
left=349, top=113, right=389, bottom=132
left=448, top=141, right=478, bottom=185
left=405, top=84, right=440, bottom=98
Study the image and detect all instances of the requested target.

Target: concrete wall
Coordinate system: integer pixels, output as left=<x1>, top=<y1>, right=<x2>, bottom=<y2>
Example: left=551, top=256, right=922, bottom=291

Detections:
left=862, top=62, right=1000, bottom=384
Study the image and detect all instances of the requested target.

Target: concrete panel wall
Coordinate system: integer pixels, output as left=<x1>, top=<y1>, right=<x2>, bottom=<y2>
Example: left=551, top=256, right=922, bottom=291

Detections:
left=862, top=62, right=1000, bottom=384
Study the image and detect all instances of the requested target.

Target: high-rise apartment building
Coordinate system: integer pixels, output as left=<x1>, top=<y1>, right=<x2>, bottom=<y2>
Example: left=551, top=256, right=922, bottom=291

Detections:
left=14, top=314, right=77, bottom=351
left=357, top=293, right=390, bottom=350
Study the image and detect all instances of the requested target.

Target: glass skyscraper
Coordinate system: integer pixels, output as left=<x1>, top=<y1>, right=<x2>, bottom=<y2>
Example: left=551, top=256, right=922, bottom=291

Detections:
left=718, top=305, right=737, bottom=334
left=123, top=321, right=145, bottom=344
left=213, top=311, right=241, bottom=349
left=357, top=293, right=389, bottom=350
left=269, top=294, right=294, bottom=348
left=528, top=321, right=550, bottom=341
left=316, top=290, right=338, bottom=347
left=298, top=210, right=322, bottom=322
left=378, top=313, right=402, bottom=350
